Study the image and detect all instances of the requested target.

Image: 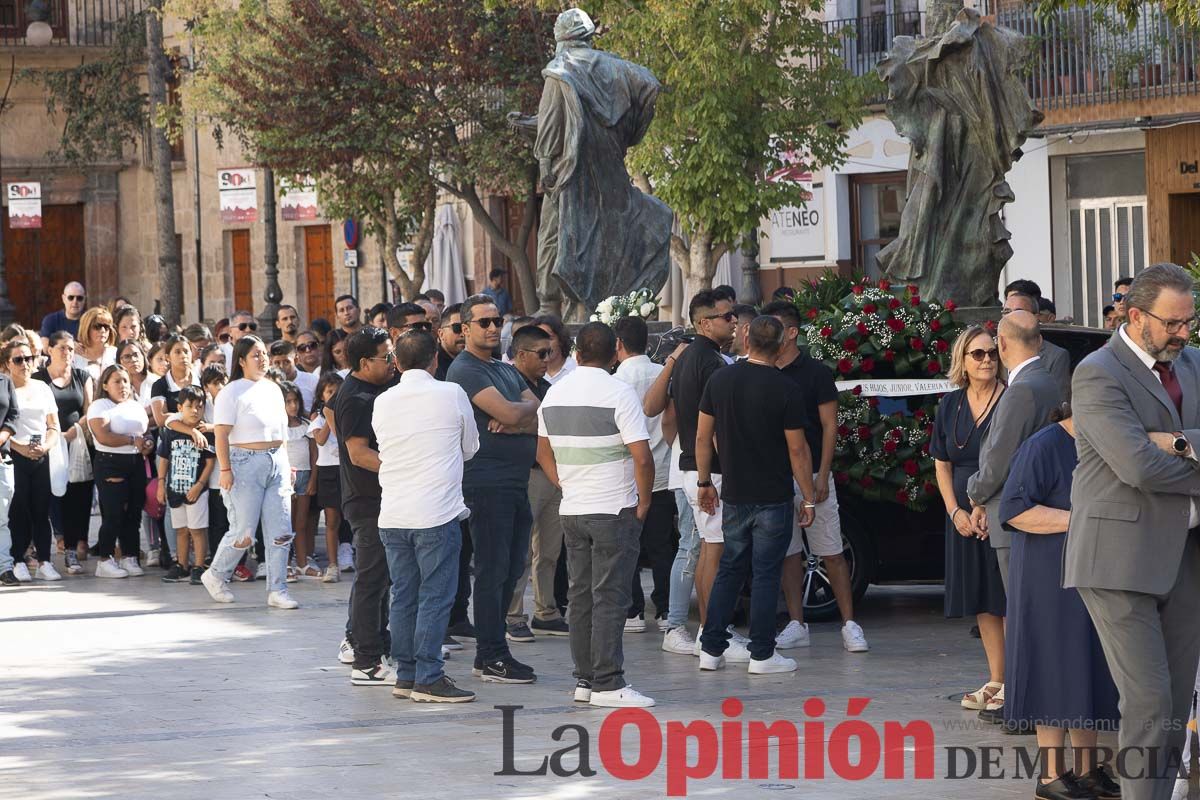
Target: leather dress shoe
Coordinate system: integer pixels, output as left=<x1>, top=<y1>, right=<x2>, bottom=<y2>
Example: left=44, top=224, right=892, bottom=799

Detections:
left=1035, top=771, right=1094, bottom=800
left=1076, top=766, right=1121, bottom=799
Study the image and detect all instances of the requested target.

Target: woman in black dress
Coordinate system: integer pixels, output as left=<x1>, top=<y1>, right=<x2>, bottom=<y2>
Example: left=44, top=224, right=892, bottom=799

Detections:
left=1000, top=405, right=1123, bottom=800
left=34, top=331, right=94, bottom=573
left=930, top=325, right=1008, bottom=714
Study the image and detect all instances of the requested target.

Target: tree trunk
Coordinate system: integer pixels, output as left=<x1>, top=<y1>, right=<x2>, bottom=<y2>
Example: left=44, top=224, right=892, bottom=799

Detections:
left=145, top=3, right=181, bottom=324
left=380, top=199, right=412, bottom=300
left=407, top=184, right=437, bottom=292
left=672, top=223, right=730, bottom=308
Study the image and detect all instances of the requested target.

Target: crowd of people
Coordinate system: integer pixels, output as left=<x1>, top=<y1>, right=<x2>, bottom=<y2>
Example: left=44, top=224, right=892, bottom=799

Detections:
left=4, top=267, right=1200, bottom=798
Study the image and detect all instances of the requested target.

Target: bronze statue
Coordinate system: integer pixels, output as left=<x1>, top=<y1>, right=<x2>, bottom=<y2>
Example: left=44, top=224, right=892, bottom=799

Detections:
left=876, top=5, right=1043, bottom=306
left=510, top=9, right=672, bottom=316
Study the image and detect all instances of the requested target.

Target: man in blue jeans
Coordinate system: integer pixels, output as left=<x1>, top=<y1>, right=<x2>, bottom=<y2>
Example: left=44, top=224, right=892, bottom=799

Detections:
left=448, top=295, right=541, bottom=684
left=695, top=316, right=817, bottom=675
left=374, top=330, right=480, bottom=702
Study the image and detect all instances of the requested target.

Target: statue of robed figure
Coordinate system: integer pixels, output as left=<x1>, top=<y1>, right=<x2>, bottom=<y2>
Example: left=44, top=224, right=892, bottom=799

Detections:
left=876, top=5, right=1043, bottom=307
left=511, top=9, right=673, bottom=316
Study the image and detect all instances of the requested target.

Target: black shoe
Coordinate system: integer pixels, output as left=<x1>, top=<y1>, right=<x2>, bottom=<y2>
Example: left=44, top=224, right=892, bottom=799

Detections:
left=0, top=570, right=17, bottom=586
left=475, top=658, right=536, bottom=684
left=392, top=679, right=415, bottom=699
left=1035, top=771, right=1093, bottom=800
left=531, top=618, right=569, bottom=636
left=447, top=620, right=476, bottom=639
left=350, top=662, right=393, bottom=686
left=978, top=707, right=1004, bottom=724
left=190, top=566, right=205, bottom=586
left=161, top=562, right=190, bottom=583
left=412, top=675, right=476, bottom=703
left=443, top=634, right=464, bottom=651
left=1076, top=766, right=1121, bottom=799
left=505, top=621, right=535, bottom=643
left=969, top=625, right=981, bottom=638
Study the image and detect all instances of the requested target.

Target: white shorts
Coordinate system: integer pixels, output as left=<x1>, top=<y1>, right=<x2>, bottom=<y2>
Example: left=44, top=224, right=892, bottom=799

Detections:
left=682, top=471, right=724, bottom=543
left=787, top=473, right=842, bottom=558
left=170, top=494, right=210, bottom=530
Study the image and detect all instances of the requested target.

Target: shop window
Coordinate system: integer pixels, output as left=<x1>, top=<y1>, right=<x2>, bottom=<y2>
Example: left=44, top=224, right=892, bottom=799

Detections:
left=851, top=172, right=907, bottom=278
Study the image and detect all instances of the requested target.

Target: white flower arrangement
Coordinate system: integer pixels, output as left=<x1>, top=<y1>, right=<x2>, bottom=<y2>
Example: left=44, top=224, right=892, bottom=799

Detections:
left=590, top=288, right=661, bottom=325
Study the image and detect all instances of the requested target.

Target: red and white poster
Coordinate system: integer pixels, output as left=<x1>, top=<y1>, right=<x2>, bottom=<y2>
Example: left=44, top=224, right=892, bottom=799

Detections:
left=7, top=182, right=42, bottom=229
left=218, top=168, right=258, bottom=224
left=280, top=177, right=318, bottom=221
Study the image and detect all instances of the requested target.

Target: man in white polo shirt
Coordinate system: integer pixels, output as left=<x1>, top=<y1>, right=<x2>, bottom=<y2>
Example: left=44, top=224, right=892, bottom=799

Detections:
left=537, top=322, right=655, bottom=709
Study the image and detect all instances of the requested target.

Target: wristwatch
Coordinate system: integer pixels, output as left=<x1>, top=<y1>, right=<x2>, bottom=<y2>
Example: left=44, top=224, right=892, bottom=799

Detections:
left=696, top=479, right=713, bottom=488
left=1173, top=433, right=1190, bottom=455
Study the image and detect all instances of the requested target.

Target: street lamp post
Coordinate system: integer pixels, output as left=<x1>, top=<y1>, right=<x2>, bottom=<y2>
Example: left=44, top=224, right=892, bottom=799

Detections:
left=257, top=165, right=282, bottom=339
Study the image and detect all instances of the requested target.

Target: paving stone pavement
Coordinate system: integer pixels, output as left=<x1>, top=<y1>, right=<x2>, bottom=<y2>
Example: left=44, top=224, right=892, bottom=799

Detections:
left=0, top=565, right=1101, bottom=799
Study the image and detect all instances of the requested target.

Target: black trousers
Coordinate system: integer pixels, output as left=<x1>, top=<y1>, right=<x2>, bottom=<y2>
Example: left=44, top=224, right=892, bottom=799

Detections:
left=346, top=499, right=392, bottom=668
left=51, top=480, right=94, bottom=549
left=629, top=490, right=678, bottom=618
left=449, top=517, right=474, bottom=627
left=207, top=489, right=228, bottom=561
left=11, top=452, right=52, bottom=562
left=93, top=452, right=146, bottom=559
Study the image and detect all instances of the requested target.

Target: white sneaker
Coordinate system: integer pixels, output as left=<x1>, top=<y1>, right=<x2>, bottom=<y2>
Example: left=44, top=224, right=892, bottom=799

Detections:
left=842, top=620, right=869, bottom=652
left=201, top=568, right=234, bottom=602
left=322, top=565, right=340, bottom=583
left=749, top=651, right=798, bottom=674
left=95, top=557, right=129, bottom=579
left=35, top=561, right=62, bottom=581
left=624, top=614, right=646, bottom=633
left=656, top=615, right=671, bottom=632
left=338, top=638, right=355, bottom=664
left=145, top=549, right=160, bottom=567
left=268, top=590, right=300, bottom=609
left=723, top=639, right=752, bottom=663
left=338, top=543, right=354, bottom=571
left=698, top=651, right=725, bottom=671
left=255, top=562, right=269, bottom=580
left=12, top=563, right=31, bottom=582
left=776, top=620, right=811, bottom=649
left=574, top=680, right=592, bottom=703
left=692, top=636, right=704, bottom=657
left=661, top=626, right=695, bottom=655
left=119, top=557, right=144, bottom=577
left=589, top=686, right=655, bottom=708
left=441, top=645, right=451, bottom=660
left=1171, top=777, right=1189, bottom=800
left=727, top=626, right=750, bottom=645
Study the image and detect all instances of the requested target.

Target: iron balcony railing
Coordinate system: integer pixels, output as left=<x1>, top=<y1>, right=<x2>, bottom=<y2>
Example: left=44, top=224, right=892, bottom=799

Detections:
left=0, top=0, right=146, bottom=47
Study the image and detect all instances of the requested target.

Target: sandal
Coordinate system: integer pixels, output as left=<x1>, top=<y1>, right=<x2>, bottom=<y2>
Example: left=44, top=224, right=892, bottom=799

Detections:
left=961, top=681, right=1003, bottom=710
left=983, top=684, right=1005, bottom=712
left=301, top=560, right=322, bottom=578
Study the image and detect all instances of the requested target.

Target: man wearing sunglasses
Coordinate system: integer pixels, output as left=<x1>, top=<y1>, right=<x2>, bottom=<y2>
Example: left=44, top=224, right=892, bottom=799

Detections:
left=39, top=281, right=86, bottom=344
left=219, top=310, right=259, bottom=372
left=386, top=303, right=430, bottom=346
left=434, top=303, right=465, bottom=381
left=1112, top=276, right=1132, bottom=320
left=447, top=295, right=542, bottom=684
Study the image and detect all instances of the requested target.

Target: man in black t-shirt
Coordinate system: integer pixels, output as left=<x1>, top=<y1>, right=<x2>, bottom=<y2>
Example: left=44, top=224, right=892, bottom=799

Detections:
left=764, top=301, right=869, bottom=653
left=331, top=327, right=399, bottom=685
left=695, top=316, right=816, bottom=675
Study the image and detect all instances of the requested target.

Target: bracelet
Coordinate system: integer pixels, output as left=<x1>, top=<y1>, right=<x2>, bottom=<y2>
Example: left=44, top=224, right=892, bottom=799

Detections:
left=802, top=501, right=817, bottom=509
left=220, top=468, right=232, bottom=473
left=950, top=507, right=964, bottom=520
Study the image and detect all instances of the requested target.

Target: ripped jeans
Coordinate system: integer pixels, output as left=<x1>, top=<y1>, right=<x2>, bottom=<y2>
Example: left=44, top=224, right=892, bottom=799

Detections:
left=210, top=446, right=292, bottom=595
left=667, top=487, right=701, bottom=629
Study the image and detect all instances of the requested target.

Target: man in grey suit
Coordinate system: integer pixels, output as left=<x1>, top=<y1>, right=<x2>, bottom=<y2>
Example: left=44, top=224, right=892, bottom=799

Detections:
left=1066, top=263, right=1200, bottom=800
left=967, top=310, right=1062, bottom=588
left=1002, top=289, right=1071, bottom=401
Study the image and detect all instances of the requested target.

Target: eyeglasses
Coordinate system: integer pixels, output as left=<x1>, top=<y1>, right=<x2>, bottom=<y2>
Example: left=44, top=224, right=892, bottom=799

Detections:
left=1112, top=293, right=1126, bottom=302
left=967, top=348, right=999, bottom=362
left=522, top=348, right=553, bottom=360
left=65, top=295, right=85, bottom=302
left=237, top=321, right=258, bottom=332
left=704, top=311, right=736, bottom=322
left=297, top=342, right=319, bottom=353
left=119, top=352, right=141, bottom=363
left=472, top=317, right=503, bottom=329
left=1140, top=309, right=1199, bottom=335
left=441, top=322, right=464, bottom=334
left=367, top=352, right=396, bottom=364
left=407, top=321, right=433, bottom=332
left=9, top=355, right=36, bottom=366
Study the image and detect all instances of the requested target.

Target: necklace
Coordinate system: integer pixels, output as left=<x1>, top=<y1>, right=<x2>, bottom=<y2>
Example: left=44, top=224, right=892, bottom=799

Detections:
left=953, top=381, right=999, bottom=450
left=747, top=358, right=774, bottom=366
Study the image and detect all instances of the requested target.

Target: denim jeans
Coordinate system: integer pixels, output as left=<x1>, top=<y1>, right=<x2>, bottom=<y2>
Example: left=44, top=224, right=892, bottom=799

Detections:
left=0, top=459, right=13, bottom=573
left=667, top=488, right=700, bottom=628
left=563, top=506, right=642, bottom=691
left=464, top=486, right=533, bottom=662
left=211, top=447, right=292, bottom=595
left=380, top=520, right=462, bottom=685
left=700, top=501, right=793, bottom=661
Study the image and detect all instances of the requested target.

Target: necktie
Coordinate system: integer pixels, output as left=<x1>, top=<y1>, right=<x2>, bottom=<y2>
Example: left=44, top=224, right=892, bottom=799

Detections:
left=1153, top=361, right=1183, bottom=417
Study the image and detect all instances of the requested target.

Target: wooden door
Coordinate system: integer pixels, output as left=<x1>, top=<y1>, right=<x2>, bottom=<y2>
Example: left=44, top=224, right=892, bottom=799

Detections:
left=229, top=229, right=253, bottom=314
left=1168, top=193, right=1200, bottom=267
left=3, top=203, right=85, bottom=327
left=303, top=224, right=334, bottom=323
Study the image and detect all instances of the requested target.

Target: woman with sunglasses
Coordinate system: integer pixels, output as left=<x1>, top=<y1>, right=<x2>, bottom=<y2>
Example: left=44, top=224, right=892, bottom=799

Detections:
left=930, top=325, right=1008, bottom=717
left=3, top=339, right=62, bottom=581
left=88, top=364, right=154, bottom=578
left=202, top=335, right=299, bottom=609
left=74, top=307, right=117, bottom=383
left=34, top=331, right=95, bottom=573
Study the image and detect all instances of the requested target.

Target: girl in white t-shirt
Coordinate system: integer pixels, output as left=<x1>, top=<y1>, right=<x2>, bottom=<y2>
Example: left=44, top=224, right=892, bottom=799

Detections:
left=308, top=371, right=344, bottom=580
left=87, top=364, right=154, bottom=579
left=282, top=382, right=318, bottom=579
left=3, top=340, right=62, bottom=582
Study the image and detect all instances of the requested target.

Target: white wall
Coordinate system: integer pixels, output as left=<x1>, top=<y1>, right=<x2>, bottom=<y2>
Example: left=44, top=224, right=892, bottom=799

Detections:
left=1000, top=144, right=1052, bottom=299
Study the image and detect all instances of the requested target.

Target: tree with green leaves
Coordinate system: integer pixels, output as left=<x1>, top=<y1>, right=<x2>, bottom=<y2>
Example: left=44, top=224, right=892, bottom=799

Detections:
left=571, top=0, right=876, bottom=299
left=176, top=0, right=550, bottom=306
left=1032, top=0, right=1198, bottom=26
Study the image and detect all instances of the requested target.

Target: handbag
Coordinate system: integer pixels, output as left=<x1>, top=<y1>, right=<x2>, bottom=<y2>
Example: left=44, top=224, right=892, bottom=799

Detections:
left=67, top=423, right=93, bottom=483
left=143, top=457, right=165, bottom=520
left=49, top=435, right=68, bottom=497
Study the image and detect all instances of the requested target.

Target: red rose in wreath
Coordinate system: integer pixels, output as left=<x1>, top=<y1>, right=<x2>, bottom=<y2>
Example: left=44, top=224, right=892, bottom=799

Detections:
left=859, top=476, right=875, bottom=488
left=837, top=358, right=853, bottom=374
left=895, top=489, right=910, bottom=503
left=945, top=300, right=957, bottom=312
left=807, top=308, right=820, bottom=320
left=926, top=359, right=942, bottom=375
left=888, top=298, right=902, bottom=310
left=910, top=296, right=921, bottom=307
left=856, top=322, right=869, bottom=336
left=924, top=481, right=938, bottom=495
left=883, top=349, right=895, bottom=361
left=837, top=424, right=850, bottom=437
left=851, top=385, right=862, bottom=396
left=863, top=303, right=877, bottom=314
left=910, top=337, right=924, bottom=350
left=878, top=279, right=891, bottom=291
left=860, top=357, right=876, bottom=374
left=852, top=284, right=864, bottom=296
left=868, top=397, right=880, bottom=408
left=857, top=425, right=871, bottom=440
left=903, top=459, right=919, bottom=476
left=930, top=319, right=942, bottom=332
left=886, top=317, right=905, bottom=332
left=935, top=339, right=949, bottom=353
left=820, top=326, right=833, bottom=338
left=843, top=338, right=859, bottom=353
left=883, top=440, right=898, bottom=454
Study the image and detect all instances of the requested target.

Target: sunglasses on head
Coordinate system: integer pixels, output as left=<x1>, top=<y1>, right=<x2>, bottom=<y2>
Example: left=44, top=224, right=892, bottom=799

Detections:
left=705, top=311, right=736, bottom=322
left=237, top=321, right=258, bottom=332
left=9, top=355, right=36, bottom=366
left=967, top=347, right=999, bottom=362
left=472, top=317, right=503, bottom=329
left=297, top=342, right=319, bottom=353
left=522, top=348, right=553, bottom=360
left=66, top=294, right=85, bottom=302
left=441, top=322, right=464, bottom=334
